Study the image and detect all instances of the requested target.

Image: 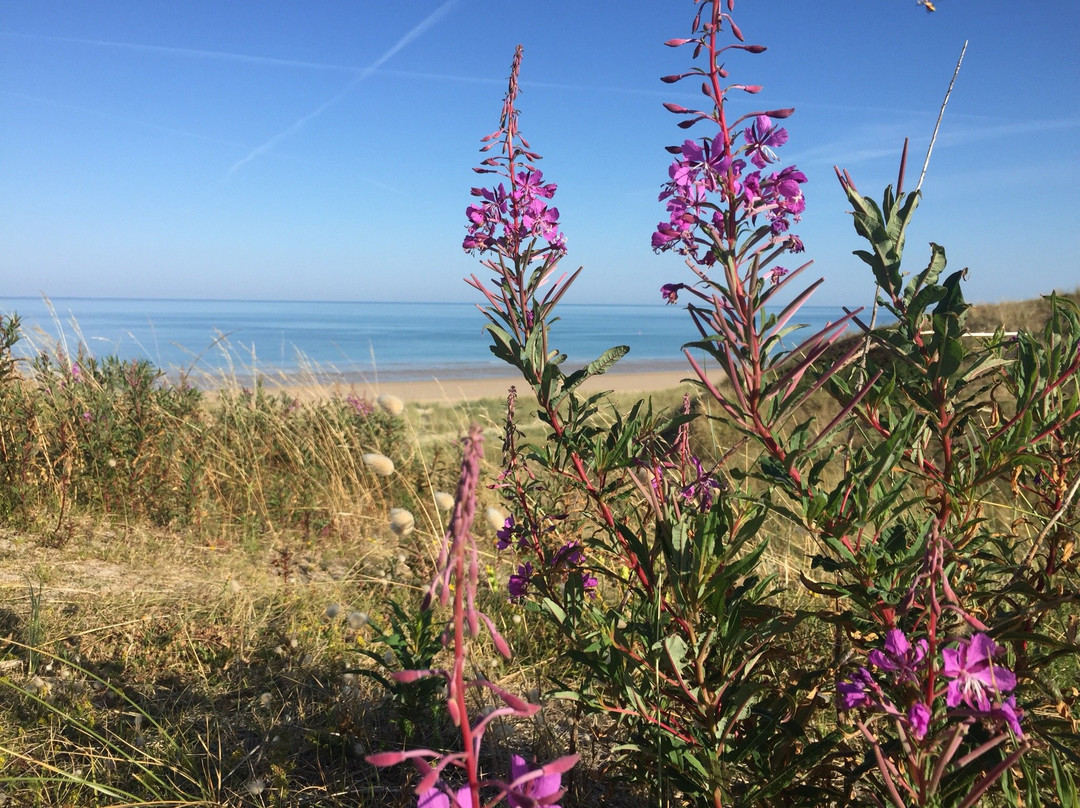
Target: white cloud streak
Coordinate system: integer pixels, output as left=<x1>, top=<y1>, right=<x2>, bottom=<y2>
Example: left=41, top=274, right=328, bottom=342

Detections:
left=2, top=88, right=249, bottom=148
left=226, top=0, right=459, bottom=177
left=2, top=28, right=670, bottom=105
left=794, top=115, right=1079, bottom=172
left=0, top=30, right=357, bottom=72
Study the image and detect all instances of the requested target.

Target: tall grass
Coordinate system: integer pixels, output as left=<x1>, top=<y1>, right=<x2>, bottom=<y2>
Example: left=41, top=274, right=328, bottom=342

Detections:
left=0, top=326, right=459, bottom=544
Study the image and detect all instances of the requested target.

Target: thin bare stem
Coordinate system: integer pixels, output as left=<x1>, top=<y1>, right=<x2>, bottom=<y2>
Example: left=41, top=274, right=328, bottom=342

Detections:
left=916, top=40, right=968, bottom=194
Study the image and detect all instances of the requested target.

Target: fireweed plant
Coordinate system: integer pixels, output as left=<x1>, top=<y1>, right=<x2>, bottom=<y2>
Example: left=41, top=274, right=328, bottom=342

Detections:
left=812, top=162, right=1080, bottom=806
left=458, top=26, right=848, bottom=808
left=367, top=424, right=578, bottom=808
left=439, top=1, right=1080, bottom=806
left=650, top=8, right=1080, bottom=806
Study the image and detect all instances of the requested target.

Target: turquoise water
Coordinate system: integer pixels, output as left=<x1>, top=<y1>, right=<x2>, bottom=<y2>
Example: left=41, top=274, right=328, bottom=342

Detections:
left=0, top=297, right=866, bottom=382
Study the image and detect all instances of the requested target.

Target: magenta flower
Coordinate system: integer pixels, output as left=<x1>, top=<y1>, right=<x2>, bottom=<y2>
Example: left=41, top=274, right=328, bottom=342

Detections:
left=837, top=666, right=877, bottom=710
left=908, top=702, right=931, bottom=740
left=551, top=541, right=584, bottom=568
left=346, top=394, right=374, bottom=417
left=70, top=363, right=82, bottom=382
left=496, top=515, right=517, bottom=551
left=989, top=695, right=1025, bottom=738
left=513, top=169, right=556, bottom=201
left=417, top=786, right=473, bottom=808
left=508, top=754, right=565, bottom=808
left=522, top=198, right=562, bottom=243
left=760, top=166, right=806, bottom=236
left=81, top=410, right=93, bottom=423
left=942, top=633, right=1017, bottom=713
left=508, top=562, right=532, bottom=602
left=743, top=114, right=789, bottom=169
left=581, top=572, right=598, bottom=597
left=768, top=266, right=789, bottom=285
left=669, top=138, right=744, bottom=195
left=766, top=165, right=807, bottom=202
left=680, top=456, right=724, bottom=512
left=496, top=514, right=536, bottom=552
left=867, top=628, right=928, bottom=685
left=661, top=283, right=686, bottom=304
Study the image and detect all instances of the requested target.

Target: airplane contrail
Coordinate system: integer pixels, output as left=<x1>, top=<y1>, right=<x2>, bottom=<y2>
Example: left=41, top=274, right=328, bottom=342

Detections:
left=0, top=30, right=357, bottom=72
left=2, top=88, right=251, bottom=148
left=227, top=0, right=458, bottom=177
left=2, top=28, right=671, bottom=102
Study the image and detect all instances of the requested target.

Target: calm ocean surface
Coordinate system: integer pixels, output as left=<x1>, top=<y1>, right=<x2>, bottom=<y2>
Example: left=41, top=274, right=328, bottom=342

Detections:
left=0, top=297, right=864, bottom=383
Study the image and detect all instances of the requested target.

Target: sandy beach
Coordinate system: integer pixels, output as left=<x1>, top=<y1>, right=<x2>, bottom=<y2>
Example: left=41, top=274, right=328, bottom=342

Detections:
left=269, top=368, right=698, bottom=405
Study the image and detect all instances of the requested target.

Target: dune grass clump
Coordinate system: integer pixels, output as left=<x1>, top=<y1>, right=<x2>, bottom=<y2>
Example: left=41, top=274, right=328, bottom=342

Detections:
left=0, top=332, right=445, bottom=546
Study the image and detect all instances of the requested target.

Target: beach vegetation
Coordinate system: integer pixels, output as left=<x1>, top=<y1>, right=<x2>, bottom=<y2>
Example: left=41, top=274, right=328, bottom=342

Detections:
left=2, top=1, right=1079, bottom=807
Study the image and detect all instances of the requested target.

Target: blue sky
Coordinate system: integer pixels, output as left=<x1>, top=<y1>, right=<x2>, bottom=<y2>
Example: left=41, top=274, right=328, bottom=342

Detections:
left=2, top=1, right=1077, bottom=307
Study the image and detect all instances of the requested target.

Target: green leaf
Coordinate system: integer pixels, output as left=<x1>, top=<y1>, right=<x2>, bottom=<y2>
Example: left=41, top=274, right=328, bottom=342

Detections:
left=561, top=345, right=630, bottom=393
left=483, top=323, right=518, bottom=365
left=522, top=322, right=545, bottom=373
left=1052, top=749, right=1080, bottom=808
left=663, top=635, right=688, bottom=673
left=933, top=266, right=970, bottom=321
left=904, top=241, right=947, bottom=305
left=542, top=597, right=567, bottom=625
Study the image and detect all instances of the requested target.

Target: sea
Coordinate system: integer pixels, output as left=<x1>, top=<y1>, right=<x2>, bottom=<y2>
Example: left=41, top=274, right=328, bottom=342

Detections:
left=0, top=297, right=866, bottom=385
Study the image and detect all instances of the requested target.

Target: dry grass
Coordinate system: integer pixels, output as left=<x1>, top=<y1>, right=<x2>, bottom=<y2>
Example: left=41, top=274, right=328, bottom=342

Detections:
left=0, top=370, right=660, bottom=806
left=965, top=287, right=1080, bottom=333
left=0, top=501, right=650, bottom=806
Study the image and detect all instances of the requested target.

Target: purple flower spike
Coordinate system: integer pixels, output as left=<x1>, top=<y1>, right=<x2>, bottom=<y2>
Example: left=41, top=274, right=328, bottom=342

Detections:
left=508, top=754, right=565, bottom=808
left=867, top=628, right=928, bottom=685
left=942, top=633, right=1017, bottom=712
left=462, top=49, right=567, bottom=260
